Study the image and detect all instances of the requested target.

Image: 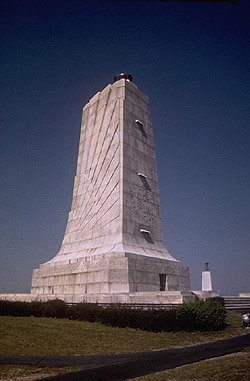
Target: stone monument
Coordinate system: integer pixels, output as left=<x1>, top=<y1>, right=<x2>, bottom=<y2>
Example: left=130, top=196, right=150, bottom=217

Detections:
left=31, top=74, right=193, bottom=304
left=202, top=262, right=212, bottom=291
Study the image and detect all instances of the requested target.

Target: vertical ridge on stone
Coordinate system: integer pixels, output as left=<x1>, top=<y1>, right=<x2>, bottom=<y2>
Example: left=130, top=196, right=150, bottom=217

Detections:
left=54, top=84, right=123, bottom=260
left=31, top=76, right=191, bottom=301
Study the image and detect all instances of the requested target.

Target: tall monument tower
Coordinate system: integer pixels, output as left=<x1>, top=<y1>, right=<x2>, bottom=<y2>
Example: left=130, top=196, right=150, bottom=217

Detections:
left=31, top=74, right=192, bottom=303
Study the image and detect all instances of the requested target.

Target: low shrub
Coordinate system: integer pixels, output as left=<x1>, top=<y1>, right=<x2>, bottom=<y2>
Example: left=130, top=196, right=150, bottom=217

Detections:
left=0, top=300, right=45, bottom=317
left=40, top=299, right=68, bottom=318
left=0, top=299, right=68, bottom=318
left=97, top=305, right=185, bottom=332
left=0, top=300, right=33, bottom=317
left=69, top=303, right=100, bottom=322
left=0, top=298, right=226, bottom=332
left=208, top=296, right=225, bottom=306
left=175, top=299, right=226, bottom=331
left=99, top=306, right=155, bottom=330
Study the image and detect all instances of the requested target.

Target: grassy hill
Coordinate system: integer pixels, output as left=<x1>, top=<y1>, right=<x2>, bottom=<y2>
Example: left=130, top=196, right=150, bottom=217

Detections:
left=0, top=312, right=249, bottom=380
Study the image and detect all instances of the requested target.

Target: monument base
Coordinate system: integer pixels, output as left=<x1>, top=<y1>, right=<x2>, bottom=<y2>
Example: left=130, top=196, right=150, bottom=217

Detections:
left=192, top=290, right=220, bottom=300
left=31, top=252, right=191, bottom=298
left=0, top=291, right=195, bottom=304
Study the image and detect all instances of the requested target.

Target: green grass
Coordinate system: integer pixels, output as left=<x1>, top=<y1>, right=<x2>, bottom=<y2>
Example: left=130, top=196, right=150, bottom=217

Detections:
left=128, top=348, right=250, bottom=381
left=0, top=312, right=248, bottom=380
left=0, top=312, right=247, bottom=356
left=0, top=365, right=81, bottom=380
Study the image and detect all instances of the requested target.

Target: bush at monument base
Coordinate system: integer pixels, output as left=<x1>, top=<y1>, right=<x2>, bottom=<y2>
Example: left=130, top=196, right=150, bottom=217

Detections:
left=175, top=299, right=226, bottom=332
left=0, top=299, right=68, bottom=318
left=0, top=299, right=226, bottom=332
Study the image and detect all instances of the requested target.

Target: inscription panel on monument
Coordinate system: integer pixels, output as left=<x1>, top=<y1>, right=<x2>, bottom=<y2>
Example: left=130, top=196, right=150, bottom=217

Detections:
left=130, top=181, right=156, bottom=226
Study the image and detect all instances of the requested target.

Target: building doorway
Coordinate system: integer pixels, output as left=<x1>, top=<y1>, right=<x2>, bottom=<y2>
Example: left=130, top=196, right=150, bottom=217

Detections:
left=159, top=274, right=166, bottom=291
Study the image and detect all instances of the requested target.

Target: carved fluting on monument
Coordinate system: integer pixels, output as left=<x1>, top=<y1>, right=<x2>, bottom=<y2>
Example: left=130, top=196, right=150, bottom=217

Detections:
left=55, top=85, right=123, bottom=259
left=31, top=75, right=191, bottom=300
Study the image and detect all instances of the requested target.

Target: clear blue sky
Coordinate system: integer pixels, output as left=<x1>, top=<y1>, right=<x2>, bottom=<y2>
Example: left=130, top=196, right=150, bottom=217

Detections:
left=1, top=0, right=249, bottom=296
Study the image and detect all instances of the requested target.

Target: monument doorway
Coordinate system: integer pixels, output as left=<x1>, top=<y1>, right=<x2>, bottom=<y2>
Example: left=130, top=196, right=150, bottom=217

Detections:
left=159, top=274, right=166, bottom=291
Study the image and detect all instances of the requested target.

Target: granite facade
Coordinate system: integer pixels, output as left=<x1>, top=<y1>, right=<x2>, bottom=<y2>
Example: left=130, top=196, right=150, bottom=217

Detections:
left=30, top=77, right=191, bottom=303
